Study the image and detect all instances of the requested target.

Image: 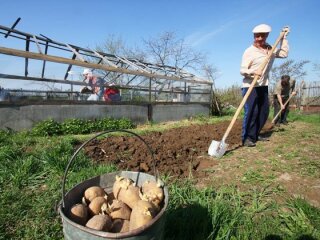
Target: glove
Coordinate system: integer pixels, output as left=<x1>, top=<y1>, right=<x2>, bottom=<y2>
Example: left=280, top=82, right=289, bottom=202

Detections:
left=282, top=26, right=290, bottom=38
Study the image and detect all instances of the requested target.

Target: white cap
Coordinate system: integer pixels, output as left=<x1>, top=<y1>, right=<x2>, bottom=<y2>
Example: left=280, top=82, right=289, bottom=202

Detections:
left=82, top=68, right=92, bottom=75
left=252, top=24, right=272, bottom=33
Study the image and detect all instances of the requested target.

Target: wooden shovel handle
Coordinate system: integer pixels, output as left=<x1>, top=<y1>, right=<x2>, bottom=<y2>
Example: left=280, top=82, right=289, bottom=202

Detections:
left=271, top=92, right=296, bottom=124
left=221, top=30, right=286, bottom=143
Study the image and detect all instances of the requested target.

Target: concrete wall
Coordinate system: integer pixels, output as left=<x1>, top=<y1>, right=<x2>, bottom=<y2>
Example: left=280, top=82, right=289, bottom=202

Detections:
left=0, top=102, right=210, bottom=131
left=152, top=104, right=209, bottom=122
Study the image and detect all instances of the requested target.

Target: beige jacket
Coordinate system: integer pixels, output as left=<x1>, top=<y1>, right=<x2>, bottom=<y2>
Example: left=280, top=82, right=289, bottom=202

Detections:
left=240, top=38, right=289, bottom=88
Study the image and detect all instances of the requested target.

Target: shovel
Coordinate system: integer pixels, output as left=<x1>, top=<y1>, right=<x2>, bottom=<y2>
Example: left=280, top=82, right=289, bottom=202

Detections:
left=208, top=29, right=287, bottom=158
left=271, top=91, right=296, bottom=124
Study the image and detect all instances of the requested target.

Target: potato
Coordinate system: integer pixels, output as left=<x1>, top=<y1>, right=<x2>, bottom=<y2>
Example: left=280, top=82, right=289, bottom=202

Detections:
left=84, top=186, right=105, bottom=203
left=86, top=214, right=112, bottom=231
left=112, top=176, right=133, bottom=199
left=109, top=199, right=131, bottom=220
left=88, top=196, right=108, bottom=215
left=117, top=185, right=140, bottom=209
left=141, top=180, right=164, bottom=206
left=112, top=176, right=140, bottom=209
left=110, top=219, right=130, bottom=233
left=129, top=200, right=155, bottom=231
left=69, top=203, right=88, bottom=226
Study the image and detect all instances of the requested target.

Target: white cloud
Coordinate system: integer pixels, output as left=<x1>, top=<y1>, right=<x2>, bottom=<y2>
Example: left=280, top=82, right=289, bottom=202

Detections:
left=185, top=18, right=242, bottom=47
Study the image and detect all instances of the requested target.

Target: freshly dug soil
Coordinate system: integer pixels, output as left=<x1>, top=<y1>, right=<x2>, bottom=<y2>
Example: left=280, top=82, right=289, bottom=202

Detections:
left=84, top=120, right=273, bottom=178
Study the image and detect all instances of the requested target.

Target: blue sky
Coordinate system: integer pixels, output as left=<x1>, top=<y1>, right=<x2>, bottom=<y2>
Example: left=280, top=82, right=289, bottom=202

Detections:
left=0, top=0, right=319, bottom=90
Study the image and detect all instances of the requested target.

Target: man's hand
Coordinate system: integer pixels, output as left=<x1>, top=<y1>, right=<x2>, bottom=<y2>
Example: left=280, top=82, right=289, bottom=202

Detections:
left=282, top=26, right=290, bottom=37
left=254, top=69, right=263, bottom=78
left=292, top=91, right=297, bottom=96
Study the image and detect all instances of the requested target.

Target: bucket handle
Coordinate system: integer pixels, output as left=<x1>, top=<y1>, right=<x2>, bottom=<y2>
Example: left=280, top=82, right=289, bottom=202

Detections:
left=61, top=129, right=157, bottom=208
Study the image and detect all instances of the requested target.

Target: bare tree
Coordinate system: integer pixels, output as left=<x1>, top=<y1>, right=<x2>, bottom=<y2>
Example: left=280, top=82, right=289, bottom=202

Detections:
left=202, top=64, right=222, bottom=115
left=96, top=34, right=127, bottom=56
left=94, top=35, right=136, bottom=85
left=95, top=31, right=219, bottom=102
left=142, top=31, right=206, bottom=73
left=313, top=63, right=320, bottom=77
left=202, top=64, right=219, bottom=89
left=270, top=59, right=310, bottom=84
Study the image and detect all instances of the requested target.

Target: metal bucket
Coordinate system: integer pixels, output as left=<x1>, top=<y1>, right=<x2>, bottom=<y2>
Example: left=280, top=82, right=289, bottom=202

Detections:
left=59, top=130, right=169, bottom=240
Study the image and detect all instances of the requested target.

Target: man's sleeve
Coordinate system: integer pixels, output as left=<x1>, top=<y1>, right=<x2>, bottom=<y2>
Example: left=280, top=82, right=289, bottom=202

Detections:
left=275, top=38, right=289, bottom=58
left=274, top=82, right=281, bottom=95
left=240, top=50, right=255, bottom=77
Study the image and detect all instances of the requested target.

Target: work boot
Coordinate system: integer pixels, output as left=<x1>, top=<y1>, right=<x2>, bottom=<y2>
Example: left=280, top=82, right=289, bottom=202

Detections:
left=243, top=139, right=256, bottom=147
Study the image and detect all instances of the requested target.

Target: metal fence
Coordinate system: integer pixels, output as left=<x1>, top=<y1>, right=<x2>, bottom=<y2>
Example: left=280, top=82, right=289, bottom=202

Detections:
left=215, top=81, right=320, bottom=112
left=0, top=85, right=211, bottom=104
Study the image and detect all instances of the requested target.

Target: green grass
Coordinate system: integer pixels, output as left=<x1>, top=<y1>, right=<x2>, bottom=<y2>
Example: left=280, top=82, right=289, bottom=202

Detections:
left=288, top=111, right=320, bottom=124
left=0, top=132, right=116, bottom=239
left=165, top=182, right=320, bottom=239
left=0, top=114, right=319, bottom=239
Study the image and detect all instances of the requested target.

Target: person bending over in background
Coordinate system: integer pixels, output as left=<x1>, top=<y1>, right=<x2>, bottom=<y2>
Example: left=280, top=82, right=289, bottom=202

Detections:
left=273, top=75, right=296, bottom=126
left=82, top=68, right=105, bottom=101
left=240, top=24, right=290, bottom=147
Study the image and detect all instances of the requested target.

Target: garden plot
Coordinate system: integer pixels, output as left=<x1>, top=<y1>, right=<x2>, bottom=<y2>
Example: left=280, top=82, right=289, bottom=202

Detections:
left=84, top=120, right=320, bottom=207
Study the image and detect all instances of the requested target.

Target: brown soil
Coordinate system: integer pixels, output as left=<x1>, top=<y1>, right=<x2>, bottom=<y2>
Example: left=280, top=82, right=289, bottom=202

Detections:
left=84, top=120, right=320, bottom=207
left=84, top=120, right=247, bottom=178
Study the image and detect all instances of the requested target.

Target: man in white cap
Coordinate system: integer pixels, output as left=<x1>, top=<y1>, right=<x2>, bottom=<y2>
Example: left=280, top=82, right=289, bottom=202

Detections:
left=240, top=24, right=290, bottom=147
left=82, top=68, right=105, bottom=101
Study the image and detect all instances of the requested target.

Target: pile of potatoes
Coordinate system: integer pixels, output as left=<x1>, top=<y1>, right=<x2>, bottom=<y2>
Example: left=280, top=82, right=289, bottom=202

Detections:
left=68, top=175, right=164, bottom=233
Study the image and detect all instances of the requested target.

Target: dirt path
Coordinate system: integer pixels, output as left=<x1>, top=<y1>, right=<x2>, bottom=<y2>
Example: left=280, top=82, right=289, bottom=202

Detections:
left=84, top=120, right=320, bottom=207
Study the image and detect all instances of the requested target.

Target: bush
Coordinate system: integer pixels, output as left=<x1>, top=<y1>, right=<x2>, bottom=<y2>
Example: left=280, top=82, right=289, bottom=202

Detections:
left=117, top=118, right=135, bottom=129
left=32, top=119, right=62, bottom=136
left=31, top=117, right=135, bottom=136
left=61, top=119, right=87, bottom=135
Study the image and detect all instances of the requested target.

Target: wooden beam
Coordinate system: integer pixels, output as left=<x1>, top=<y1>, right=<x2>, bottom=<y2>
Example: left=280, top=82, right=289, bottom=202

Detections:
left=0, top=74, right=86, bottom=86
left=32, top=35, right=43, bottom=54
left=4, top=17, right=21, bottom=38
left=41, top=42, right=49, bottom=78
left=0, top=74, right=211, bottom=94
left=64, top=53, right=77, bottom=80
left=25, top=36, right=30, bottom=77
left=0, top=46, right=212, bottom=85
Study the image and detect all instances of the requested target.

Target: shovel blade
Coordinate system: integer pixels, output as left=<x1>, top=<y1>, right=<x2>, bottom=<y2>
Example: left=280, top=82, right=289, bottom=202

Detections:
left=208, top=140, right=228, bottom=158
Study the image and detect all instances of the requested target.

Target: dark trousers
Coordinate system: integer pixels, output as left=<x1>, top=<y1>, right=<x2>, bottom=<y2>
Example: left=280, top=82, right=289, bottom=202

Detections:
left=242, top=86, right=269, bottom=143
left=273, top=95, right=289, bottom=124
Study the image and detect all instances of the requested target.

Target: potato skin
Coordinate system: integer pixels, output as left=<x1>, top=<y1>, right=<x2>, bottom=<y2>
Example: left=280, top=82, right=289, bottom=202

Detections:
left=88, top=196, right=107, bottom=215
left=84, top=186, right=105, bottom=203
left=129, top=200, right=155, bottom=231
left=110, top=219, right=130, bottom=233
left=117, top=185, right=140, bottom=209
left=69, top=203, right=88, bottom=226
left=142, top=181, right=164, bottom=206
left=86, top=215, right=112, bottom=231
left=109, top=199, right=131, bottom=220
left=112, top=176, right=132, bottom=199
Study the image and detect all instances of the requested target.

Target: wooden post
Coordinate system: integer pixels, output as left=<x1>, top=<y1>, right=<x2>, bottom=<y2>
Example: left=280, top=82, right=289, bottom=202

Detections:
left=149, top=77, right=152, bottom=103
